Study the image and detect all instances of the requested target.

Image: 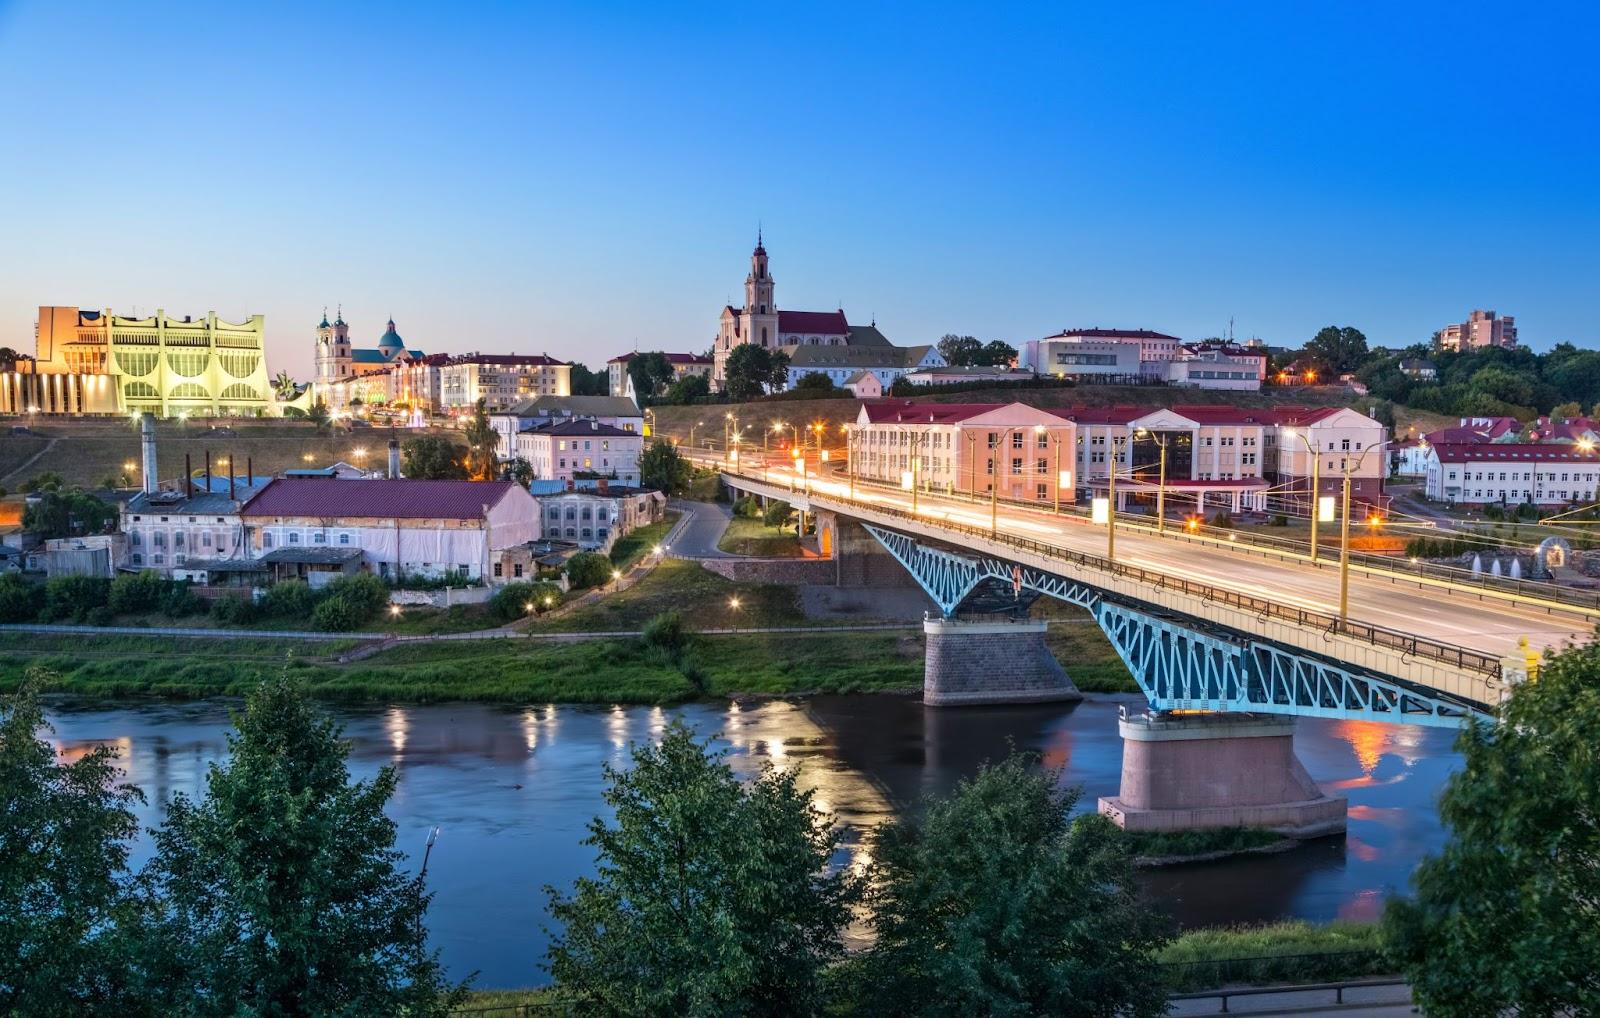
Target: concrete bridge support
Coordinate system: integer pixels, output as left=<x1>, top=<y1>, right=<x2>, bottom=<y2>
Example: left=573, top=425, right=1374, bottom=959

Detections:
left=923, top=617, right=1082, bottom=707
left=1098, top=713, right=1347, bottom=837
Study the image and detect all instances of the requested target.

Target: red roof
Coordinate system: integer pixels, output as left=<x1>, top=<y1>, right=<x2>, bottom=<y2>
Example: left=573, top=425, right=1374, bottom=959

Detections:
left=1424, top=426, right=1494, bottom=445
left=1059, top=406, right=1147, bottom=425
left=778, top=310, right=849, bottom=334
left=1049, top=328, right=1182, bottom=341
left=241, top=478, right=521, bottom=519
left=1259, top=406, right=1347, bottom=426
left=1426, top=443, right=1600, bottom=465
left=860, top=400, right=1006, bottom=424
left=445, top=354, right=566, bottom=366
left=1162, top=405, right=1277, bottom=425
left=608, top=351, right=712, bottom=365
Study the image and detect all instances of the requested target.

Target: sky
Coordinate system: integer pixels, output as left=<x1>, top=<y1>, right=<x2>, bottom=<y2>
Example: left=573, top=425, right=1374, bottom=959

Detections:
left=1, top=1, right=1596, bottom=378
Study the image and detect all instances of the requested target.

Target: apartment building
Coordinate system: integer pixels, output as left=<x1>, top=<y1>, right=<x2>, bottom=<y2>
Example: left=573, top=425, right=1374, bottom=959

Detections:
left=1424, top=443, right=1600, bottom=507
left=852, top=401, right=1077, bottom=503
left=439, top=354, right=571, bottom=412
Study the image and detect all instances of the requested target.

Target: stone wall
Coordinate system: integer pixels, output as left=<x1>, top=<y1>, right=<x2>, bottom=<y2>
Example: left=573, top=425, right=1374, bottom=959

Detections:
left=699, top=557, right=839, bottom=585
left=923, top=618, right=1081, bottom=706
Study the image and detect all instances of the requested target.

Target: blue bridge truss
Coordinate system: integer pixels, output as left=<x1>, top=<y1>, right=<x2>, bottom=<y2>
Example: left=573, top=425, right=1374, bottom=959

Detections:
left=864, top=524, right=1488, bottom=727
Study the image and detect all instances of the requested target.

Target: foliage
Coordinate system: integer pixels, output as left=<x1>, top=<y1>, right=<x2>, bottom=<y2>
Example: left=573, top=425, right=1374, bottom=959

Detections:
left=208, top=594, right=259, bottom=625
left=848, top=753, right=1169, bottom=1017
left=1208, top=510, right=1233, bottom=528
left=732, top=495, right=760, bottom=517
left=1303, top=325, right=1369, bottom=374
left=108, top=569, right=166, bottom=615
left=489, top=581, right=563, bottom=621
left=462, top=398, right=499, bottom=480
left=625, top=351, right=676, bottom=400
left=936, top=334, right=1017, bottom=367
left=42, top=575, right=111, bottom=623
left=158, top=581, right=205, bottom=619
left=568, top=362, right=610, bottom=396
left=259, top=579, right=319, bottom=619
left=762, top=498, right=793, bottom=528
left=0, top=674, right=145, bottom=1014
left=307, top=397, right=331, bottom=431
left=311, top=594, right=364, bottom=631
left=1385, top=640, right=1600, bottom=1016
left=794, top=371, right=839, bottom=393
left=326, top=572, right=390, bottom=619
left=1159, top=921, right=1390, bottom=993
left=565, top=551, right=614, bottom=589
left=639, top=439, right=692, bottom=494
left=723, top=344, right=790, bottom=401
left=22, top=488, right=118, bottom=538
left=503, top=457, right=534, bottom=485
left=639, top=610, right=687, bottom=655
left=136, top=673, right=467, bottom=1015
left=403, top=434, right=470, bottom=479
left=0, top=572, right=44, bottom=622
left=545, top=721, right=857, bottom=1016
left=272, top=370, right=298, bottom=401
left=22, top=470, right=65, bottom=493
left=663, top=372, right=710, bottom=405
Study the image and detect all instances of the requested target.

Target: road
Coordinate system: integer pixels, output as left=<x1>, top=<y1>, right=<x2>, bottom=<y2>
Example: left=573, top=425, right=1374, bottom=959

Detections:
left=732, top=463, right=1594, bottom=665
left=666, top=499, right=735, bottom=558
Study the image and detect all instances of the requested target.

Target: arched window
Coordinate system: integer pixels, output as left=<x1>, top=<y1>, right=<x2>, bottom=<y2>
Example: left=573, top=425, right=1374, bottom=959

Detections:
left=761, top=327, right=768, bottom=344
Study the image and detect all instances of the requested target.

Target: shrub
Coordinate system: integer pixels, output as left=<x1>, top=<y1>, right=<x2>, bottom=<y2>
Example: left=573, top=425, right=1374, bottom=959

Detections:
left=324, top=573, right=389, bottom=620
left=490, top=582, right=539, bottom=622
left=260, top=580, right=319, bottom=619
left=641, top=611, right=688, bottom=655
left=0, top=573, right=43, bottom=622
left=311, top=594, right=363, bottom=632
left=1208, top=510, right=1234, bottom=528
left=1268, top=514, right=1289, bottom=527
left=209, top=595, right=259, bottom=625
left=85, top=605, right=114, bottom=627
left=733, top=495, right=760, bottom=518
left=565, top=552, right=614, bottom=590
left=108, top=570, right=166, bottom=615
left=160, top=582, right=205, bottom=618
left=43, top=576, right=110, bottom=623
left=763, top=499, right=793, bottom=528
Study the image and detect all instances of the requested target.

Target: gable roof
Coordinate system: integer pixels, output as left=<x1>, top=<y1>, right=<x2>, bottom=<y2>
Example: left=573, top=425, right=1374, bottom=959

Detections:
left=520, top=419, right=638, bottom=438
left=498, top=395, right=641, bottom=419
left=1427, top=443, right=1600, bottom=465
left=778, top=310, right=849, bottom=335
left=845, top=323, right=892, bottom=347
left=1047, top=328, right=1183, bottom=342
left=241, top=478, right=521, bottom=519
left=607, top=352, right=712, bottom=365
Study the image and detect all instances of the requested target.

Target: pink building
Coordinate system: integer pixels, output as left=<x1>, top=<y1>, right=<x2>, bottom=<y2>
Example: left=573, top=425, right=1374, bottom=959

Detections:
left=1438, top=310, right=1517, bottom=352
left=852, top=400, right=1077, bottom=502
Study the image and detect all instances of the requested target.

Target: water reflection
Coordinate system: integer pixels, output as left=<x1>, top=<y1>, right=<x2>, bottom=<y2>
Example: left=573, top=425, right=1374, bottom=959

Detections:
left=42, top=696, right=1461, bottom=990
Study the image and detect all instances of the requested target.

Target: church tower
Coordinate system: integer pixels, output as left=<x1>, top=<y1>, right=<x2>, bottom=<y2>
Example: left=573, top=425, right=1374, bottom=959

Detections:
left=315, top=307, right=352, bottom=386
left=744, top=230, right=779, bottom=348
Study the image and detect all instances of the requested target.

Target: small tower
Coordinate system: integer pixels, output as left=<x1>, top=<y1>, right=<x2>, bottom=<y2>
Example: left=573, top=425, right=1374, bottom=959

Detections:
left=315, top=307, right=352, bottom=386
left=744, top=230, right=779, bottom=347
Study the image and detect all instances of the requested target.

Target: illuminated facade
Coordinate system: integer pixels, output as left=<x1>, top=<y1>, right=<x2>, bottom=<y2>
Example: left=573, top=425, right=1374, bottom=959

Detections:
left=1, top=306, right=271, bottom=417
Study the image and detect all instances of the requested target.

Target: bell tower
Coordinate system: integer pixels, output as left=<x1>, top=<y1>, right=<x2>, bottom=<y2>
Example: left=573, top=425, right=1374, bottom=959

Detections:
left=744, top=230, right=779, bottom=348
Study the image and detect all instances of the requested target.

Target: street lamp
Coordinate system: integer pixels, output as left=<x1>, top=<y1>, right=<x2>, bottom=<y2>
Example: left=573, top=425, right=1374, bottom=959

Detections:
left=1133, top=427, right=1169, bottom=534
left=1106, top=434, right=1131, bottom=561
left=1281, top=427, right=1324, bottom=563
left=690, top=420, right=704, bottom=449
left=1337, top=439, right=1392, bottom=624
left=847, top=424, right=857, bottom=498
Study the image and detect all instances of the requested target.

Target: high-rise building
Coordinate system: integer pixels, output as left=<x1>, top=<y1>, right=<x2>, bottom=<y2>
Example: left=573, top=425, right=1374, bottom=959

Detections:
left=0, top=306, right=271, bottom=417
left=1438, top=309, right=1517, bottom=352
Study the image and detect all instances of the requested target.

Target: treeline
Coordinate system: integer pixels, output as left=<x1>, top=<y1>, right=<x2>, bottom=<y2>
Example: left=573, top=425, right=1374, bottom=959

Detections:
left=1359, top=343, right=1600, bottom=420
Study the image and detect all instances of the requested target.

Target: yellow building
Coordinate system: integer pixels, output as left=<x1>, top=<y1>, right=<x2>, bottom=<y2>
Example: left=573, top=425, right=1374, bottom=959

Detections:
left=2, top=306, right=273, bottom=417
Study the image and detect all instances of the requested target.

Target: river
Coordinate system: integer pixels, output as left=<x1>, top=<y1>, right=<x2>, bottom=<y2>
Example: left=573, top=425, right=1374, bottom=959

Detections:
left=41, top=694, right=1459, bottom=990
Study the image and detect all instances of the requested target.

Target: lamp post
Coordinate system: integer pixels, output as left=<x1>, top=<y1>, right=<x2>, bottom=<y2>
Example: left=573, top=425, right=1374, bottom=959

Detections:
left=989, top=427, right=1025, bottom=536
left=1337, top=439, right=1391, bottom=624
left=690, top=420, right=703, bottom=449
left=847, top=425, right=857, bottom=498
left=1133, top=428, right=1169, bottom=534
left=1107, top=434, right=1131, bottom=561
left=1282, top=427, right=1322, bottom=563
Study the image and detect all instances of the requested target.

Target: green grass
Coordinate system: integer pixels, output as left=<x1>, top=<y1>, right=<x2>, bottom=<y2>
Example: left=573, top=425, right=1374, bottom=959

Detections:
left=607, top=511, right=681, bottom=571
left=453, top=988, right=566, bottom=1015
left=1159, top=921, right=1392, bottom=992
left=542, top=559, right=806, bottom=632
left=1123, top=826, right=1285, bottom=860
left=1032, top=601, right=1138, bottom=693
left=686, top=472, right=723, bottom=501
left=717, top=515, right=805, bottom=557
left=0, top=434, right=52, bottom=486
left=695, top=631, right=922, bottom=695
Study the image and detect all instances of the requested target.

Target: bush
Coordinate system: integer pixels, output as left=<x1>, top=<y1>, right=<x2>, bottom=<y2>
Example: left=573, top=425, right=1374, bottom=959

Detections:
left=311, top=594, right=363, bottom=632
left=565, top=552, right=614, bottom=590
left=260, top=580, right=319, bottom=619
left=43, top=576, right=110, bottom=623
left=641, top=611, right=688, bottom=655
left=108, top=570, right=166, bottom=615
left=209, top=595, right=259, bottom=625
left=732, top=495, right=760, bottom=518
left=489, top=582, right=539, bottom=622
left=85, top=605, right=114, bottom=627
left=324, top=573, right=389, bottom=620
left=1208, top=510, right=1234, bottom=529
left=1268, top=514, right=1289, bottom=527
left=0, top=573, right=43, bottom=622
left=762, top=499, right=793, bottom=528
left=160, top=582, right=205, bottom=618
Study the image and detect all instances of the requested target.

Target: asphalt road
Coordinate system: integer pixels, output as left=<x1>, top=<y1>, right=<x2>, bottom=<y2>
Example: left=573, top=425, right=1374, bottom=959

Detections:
left=666, top=500, right=735, bottom=558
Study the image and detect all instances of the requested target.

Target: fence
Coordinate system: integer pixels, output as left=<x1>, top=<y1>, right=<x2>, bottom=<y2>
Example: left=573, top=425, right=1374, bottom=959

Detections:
left=1159, top=949, right=1390, bottom=993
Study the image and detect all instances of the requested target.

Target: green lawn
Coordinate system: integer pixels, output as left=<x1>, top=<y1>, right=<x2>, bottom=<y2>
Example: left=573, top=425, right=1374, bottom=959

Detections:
left=695, top=631, right=921, bottom=695
left=541, top=558, right=806, bottom=632
left=1032, top=601, right=1138, bottom=693
left=1159, top=920, right=1392, bottom=992
left=717, top=514, right=805, bottom=557
left=608, top=511, right=681, bottom=571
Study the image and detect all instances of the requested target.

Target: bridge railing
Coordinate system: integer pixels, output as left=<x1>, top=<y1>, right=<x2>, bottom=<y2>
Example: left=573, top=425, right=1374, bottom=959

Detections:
left=725, top=471, right=1504, bottom=679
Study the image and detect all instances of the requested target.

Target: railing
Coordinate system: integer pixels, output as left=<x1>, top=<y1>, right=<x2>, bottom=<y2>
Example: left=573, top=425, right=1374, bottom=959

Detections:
left=724, top=471, right=1504, bottom=680
left=1160, top=950, right=1390, bottom=993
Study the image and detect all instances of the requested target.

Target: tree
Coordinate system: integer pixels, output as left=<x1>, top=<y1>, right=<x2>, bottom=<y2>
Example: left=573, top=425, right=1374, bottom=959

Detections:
left=23, top=489, right=118, bottom=539
left=724, top=344, right=788, bottom=401
left=0, top=674, right=145, bottom=1013
left=978, top=339, right=1018, bottom=367
left=626, top=352, right=675, bottom=401
left=1385, top=641, right=1600, bottom=1015
left=639, top=439, right=692, bottom=494
left=794, top=371, right=837, bottom=394
left=565, top=551, right=614, bottom=589
left=937, top=334, right=983, bottom=366
left=402, top=434, right=469, bottom=479
left=137, top=673, right=465, bottom=1015
left=851, top=753, right=1169, bottom=1017
left=462, top=398, right=498, bottom=480
left=0, top=346, right=19, bottom=371
left=763, top=499, right=793, bottom=528
left=545, top=721, right=856, bottom=1015
left=1551, top=400, right=1583, bottom=422
left=664, top=372, right=710, bottom=405
left=569, top=362, right=610, bottom=396
left=0, top=573, right=43, bottom=623
left=1303, top=326, right=1369, bottom=374
left=307, top=397, right=331, bottom=432
left=21, top=470, right=64, bottom=492
left=272, top=370, right=298, bottom=401
left=503, top=457, right=534, bottom=486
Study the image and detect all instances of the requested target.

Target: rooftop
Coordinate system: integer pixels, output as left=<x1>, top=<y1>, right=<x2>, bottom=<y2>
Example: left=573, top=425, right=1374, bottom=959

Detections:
left=519, top=419, right=638, bottom=437
left=241, top=478, right=521, bottom=519
left=1428, top=443, right=1600, bottom=465
left=607, top=351, right=712, bottom=365
left=444, top=353, right=567, bottom=367
left=783, top=344, right=934, bottom=369
left=778, top=309, right=850, bottom=334
left=1046, top=328, right=1183, bottom=342
left=499, top=394, right=641, bottom=419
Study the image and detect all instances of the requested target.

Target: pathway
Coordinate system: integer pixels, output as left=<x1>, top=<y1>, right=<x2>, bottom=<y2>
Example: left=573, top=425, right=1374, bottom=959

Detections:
left=0, top=437, right=59, bottom=489
left=666, top=499, right=734, bottom=558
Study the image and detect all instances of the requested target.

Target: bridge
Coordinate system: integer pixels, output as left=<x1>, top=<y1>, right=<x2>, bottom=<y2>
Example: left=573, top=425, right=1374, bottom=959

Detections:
left=720, top=463, right=1596, bottom=835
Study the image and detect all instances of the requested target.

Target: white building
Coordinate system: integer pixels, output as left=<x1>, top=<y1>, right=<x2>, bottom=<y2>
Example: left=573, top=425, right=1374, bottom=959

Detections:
left=239, top=478, right=541, bottom=585
left=903, top=365, right=1035, bottom=387
left=1031, top=336, right=1143, bottom=381
left=1424, top=443, right=1600, bottom=507
left=489, top=395, right=644, bottom=461
left=514, top=419, right=643, bottom=486
left=1162, top=344, right=1267, bottom=391
left=528, top=480, right=667, bottom=550
left=782, top=343, right=944, bottom=391
left=606, top=352, right=713, bottom=399
left=1022, top=328, right=1183, bottom=378
left=439, top=354, right=572, bottom=413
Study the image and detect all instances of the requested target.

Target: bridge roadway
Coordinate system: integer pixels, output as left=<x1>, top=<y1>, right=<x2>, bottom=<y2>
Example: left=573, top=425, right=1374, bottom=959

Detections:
left=722, top=466, right=1596, bottom=713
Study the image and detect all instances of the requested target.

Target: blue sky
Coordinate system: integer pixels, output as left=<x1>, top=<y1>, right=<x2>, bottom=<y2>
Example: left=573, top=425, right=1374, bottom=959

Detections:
left=1, top=2, right=1596, bottom=377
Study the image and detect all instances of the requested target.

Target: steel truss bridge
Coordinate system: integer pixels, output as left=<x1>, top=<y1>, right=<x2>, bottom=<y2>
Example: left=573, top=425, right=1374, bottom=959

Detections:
left=720, top=472, right=1530, bottom=728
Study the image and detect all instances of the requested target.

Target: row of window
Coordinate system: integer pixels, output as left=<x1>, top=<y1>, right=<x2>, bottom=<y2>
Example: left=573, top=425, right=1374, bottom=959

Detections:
left=262, top=531, right=353, bottom=548
left=547, top=506, right=618, bottom=522
left=1446, top=470, right=1598, bottom=483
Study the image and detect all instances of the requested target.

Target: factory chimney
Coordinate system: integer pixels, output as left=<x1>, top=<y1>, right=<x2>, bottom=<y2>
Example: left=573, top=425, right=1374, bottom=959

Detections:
left=388, top=436, right=401, bottom=479
left=184, top=454, right=193, bottom=497
left=140, top=413, right=158, bottom=494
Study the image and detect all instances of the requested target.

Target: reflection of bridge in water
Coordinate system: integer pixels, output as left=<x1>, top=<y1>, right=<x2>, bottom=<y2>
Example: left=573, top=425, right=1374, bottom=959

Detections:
left=723, top=469, right=1595, bottom=835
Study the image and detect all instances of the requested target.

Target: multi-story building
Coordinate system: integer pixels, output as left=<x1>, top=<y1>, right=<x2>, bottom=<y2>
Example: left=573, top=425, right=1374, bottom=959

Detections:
left=1021, top=328, right=1183, bottom=377
left=1031, top=335, right=1143, bottom=381
left=439, top=354, right=571, bottom=412
left=388, top=352, right=449, bottom=416
left=606, top=352, right=713, bottom=399
left=782, top=344, right=944, bottom=391
left=1263, top=406, right=1389, bottom=511
left=3, top=306, right=271, bottom=417
left=1438, top=309, right=1517, bottom=352
left=852, top=401, right=1077, bottom=503
left=514, top=419, right=643, bottom=486
left=1061, top=406, right=1272, bottom=514
left=1163, top=343, right=1268, bottom=391
left=489, top=394, right=643, bottom=461
left=1424, top=444, right=1600, bottom=507
left=524, top=479, right=667, bottom=551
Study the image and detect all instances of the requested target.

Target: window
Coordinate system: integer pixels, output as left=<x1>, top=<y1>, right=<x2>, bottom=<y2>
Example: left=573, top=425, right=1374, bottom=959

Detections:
left=1011, top=433, right=1024, bottom=449
left=513, top=563, right=523, bottom=578
left=288, top=532, right=300, bottom=544
left=202, top=532, right=212, bottom=547
left=494, top=562, right=503, bottom=577
left=153, top=532, right=166, bottom=548
left=130, top=531, right=142, bottom=547
left=1036, top=484, right=1048, bottom=499
left=339, top=533, right=350, bottom=545
left=1011, top=458, right=1022, bottom=474
left=132, top=553, right=143, bottom=565
left=264, top=532, right=274, bottom=548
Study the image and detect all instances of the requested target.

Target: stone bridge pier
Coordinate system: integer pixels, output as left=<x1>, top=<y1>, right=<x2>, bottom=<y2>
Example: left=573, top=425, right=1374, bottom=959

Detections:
left=923, top=616, right=1082, bottom=707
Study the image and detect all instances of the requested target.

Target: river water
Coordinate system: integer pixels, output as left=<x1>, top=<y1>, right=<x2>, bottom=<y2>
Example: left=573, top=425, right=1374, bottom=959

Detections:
left=41, top=695, right=1459, bottom=990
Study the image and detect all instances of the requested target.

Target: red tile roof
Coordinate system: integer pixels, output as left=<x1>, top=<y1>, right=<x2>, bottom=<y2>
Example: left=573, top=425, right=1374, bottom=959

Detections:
left=778, top=309, right=849, bottom=334
left=1059, top=406, right=1148, bottom=425
left=1426, top=443, right=1600, bottom=465
left=445, top=354, right=566, bottom=366
left=860, top=401, right=1005, bottom=424
left=241, top=478, right=521, bottom=519
left=1048, top=328, right=1182, bottom=341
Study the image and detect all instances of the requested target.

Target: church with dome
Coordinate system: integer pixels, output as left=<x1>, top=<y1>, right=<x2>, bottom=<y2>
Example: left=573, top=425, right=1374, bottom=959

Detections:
left=313, top=309, right=426, bottom=411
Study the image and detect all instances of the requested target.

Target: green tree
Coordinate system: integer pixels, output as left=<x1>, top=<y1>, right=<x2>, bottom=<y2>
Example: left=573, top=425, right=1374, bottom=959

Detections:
left=639, top=439, right=693, bottom=494
left=402, top=434, right=470, bottom=479
left=569, top=362, right=610, bottom=396
left=546, top=721, right=857, bottom=1016
left=936, top=334, right=983, bottom=366
left=1550, top=400, right=1583, bottom=422
left=0, top=572, right=43, bottom=622
left=794, top=371, right=837, bottom=393
left=977, top=339, right=1018, bottom=366
left=724, top=344, right=785, bottom=401
left=307, top=397, right=331, bottom=432
left=763, top=498, right=793, bottom=528
left=1, top=674, right=145, bottom=1014
left=1304, top=325, right=1370, bottom=374
left=851, top=754, right=1169, bottom=1017
left=463, top=398, right=498, bottom=479
left=503, top=456, right=534, bottom=485
left=137, top=673, right=465, bottom=1015
left=489, top=581, right=563, bottom=621
left=0, top=346, right=19, bottom=371
left=108, top=570, right=167, bottom=615
left=565, top=551, right=614, bottom=589
left=1385, top=641, right=1600, bottom=1016
left=23, top=489, right=118, bottom=539
left=22, top=470, right=65, bottom=493
left=626, top=351, right=676, bottom=401
left=664, top=372, right=710, bottom=405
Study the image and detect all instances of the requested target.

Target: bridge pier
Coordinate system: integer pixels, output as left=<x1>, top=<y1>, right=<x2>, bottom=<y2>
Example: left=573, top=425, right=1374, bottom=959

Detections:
left=923, top=617, right=1082, bottom=707
left=1098, top=712, right=1347, bottom=837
